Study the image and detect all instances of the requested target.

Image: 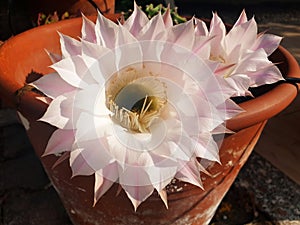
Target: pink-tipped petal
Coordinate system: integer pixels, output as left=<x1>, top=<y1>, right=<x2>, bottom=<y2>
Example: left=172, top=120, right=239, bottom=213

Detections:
left=51, top=56, right=96, bottom=88
left=162, top=6, right=173, bottom=28
left=39, top=95, right=70, bottom=129
left=195, top=18, right=208, bottom=36
left=175, top=159, right=204, bottom=189
left=59, top=32, right=81, bottom=58
left=138, top=13, right=166, bottom=41
left=123, top=1, right=149, bottom=36
left=81, top=14, right=97, bottom=43
left=95, top=12, right=119, bottom=48
left=248, top=63, right=283, bottom=87
left=145, top=153, right=177, bottom=192
left=167, top=19, right=195, bottom=50
left=233, top=9, right=248, bottom=27
left=43, top=129, right=74, bottom=156
left=94, top=172, right=116, bottom=206
left=70, top=148, right=95, bottom=176
left=252, top=33, right=282, bottom=55
left=209, top=12, right=226, bottom=54
left=122, top=184, right=154, bottom=211
left=32, top=72, right=75, bottom=98
left=76, top=141, right=112, bottom=172
left=225, top=18, right=258, bottom=54
left=44, top=49, right=62, bottom=63
left=220, top=73, right=251, bottom=97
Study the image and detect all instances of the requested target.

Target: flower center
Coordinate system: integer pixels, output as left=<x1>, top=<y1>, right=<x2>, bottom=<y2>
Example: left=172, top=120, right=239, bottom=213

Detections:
left=106, top=66, right=167, bottom=133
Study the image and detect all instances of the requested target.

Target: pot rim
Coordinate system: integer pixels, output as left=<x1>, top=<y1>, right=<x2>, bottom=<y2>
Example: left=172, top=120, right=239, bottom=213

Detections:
left=0, top=15, right=299, bottom=131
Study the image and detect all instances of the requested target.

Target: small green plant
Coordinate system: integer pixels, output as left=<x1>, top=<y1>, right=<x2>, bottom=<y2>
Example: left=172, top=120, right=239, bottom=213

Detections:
left=122, top=3, right=186, bottom=24
left=37, top=11, right=69, bottom=26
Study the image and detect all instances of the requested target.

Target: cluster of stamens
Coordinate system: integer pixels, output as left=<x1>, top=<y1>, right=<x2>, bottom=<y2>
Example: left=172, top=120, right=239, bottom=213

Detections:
left=106, top=66, right=167, bottom=133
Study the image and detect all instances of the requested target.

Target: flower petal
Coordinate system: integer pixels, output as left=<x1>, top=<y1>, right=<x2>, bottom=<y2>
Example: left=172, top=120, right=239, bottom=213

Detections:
left=73, top=84, right=111, bottom=116
left=195, top=18, right=208, bottom=36
left=43, top=129, right=74, bottom=156
left=175, top=159, right=204, bottom=189
left=138, top=13, right=166, bottom=41
left=39, top=95, right=70, bottom=129
left=75, top=112, right=112, bottom=142
left=59, top=32, right=81, bottom=58
left=232, top=9, right=248, bottom=27
left=123, top=2, right=149, bottom=36
left=94, top=166, right=118, bottom=205
left=167, top=19, right=195, bottom=50
left=81, top=14, right=97, bottom=43
left=252, top=33, right=282, bottom=56
left=51, top=55, right=96, bottom=88
left=44, top=49, right=62, bottom=63
left=70, top=148, right=95, bottom=176
left=32, top=72, right=75, bottom=98
left=121, top=183, right=154, bottom=211
left=209, top=12, right=226, bottom=54
left=225, top=18, right=257, bottom=55
left=95, top=12, right=119, bottom=48
left=162, top=7, right=173, bottom=28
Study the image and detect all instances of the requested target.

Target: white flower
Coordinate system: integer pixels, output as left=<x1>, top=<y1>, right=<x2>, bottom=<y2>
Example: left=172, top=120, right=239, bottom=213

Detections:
left=197, top=10, right=284, bottom=96
left=32, top=4, right=244, bottom=210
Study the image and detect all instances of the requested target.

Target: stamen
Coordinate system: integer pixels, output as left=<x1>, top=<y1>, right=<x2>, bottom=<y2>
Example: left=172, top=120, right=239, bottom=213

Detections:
left=106, top=65, right=167, bottom=133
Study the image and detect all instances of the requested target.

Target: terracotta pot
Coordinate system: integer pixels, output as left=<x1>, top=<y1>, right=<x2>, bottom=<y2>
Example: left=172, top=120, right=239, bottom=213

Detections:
left=0, top=16, right=299, bottom=225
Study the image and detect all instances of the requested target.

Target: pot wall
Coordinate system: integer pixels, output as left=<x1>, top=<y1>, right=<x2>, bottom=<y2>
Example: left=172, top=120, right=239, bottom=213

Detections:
left=26, top=117, right=267, bottom=225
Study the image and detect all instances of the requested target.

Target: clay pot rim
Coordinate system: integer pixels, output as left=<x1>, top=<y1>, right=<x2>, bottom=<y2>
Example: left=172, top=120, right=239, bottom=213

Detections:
left=0, top=14, right=299, bottom=132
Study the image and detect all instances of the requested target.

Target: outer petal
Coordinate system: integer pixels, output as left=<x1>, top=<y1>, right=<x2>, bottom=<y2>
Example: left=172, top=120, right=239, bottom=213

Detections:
left=51, top=55, right=96, bottom=88
left=145, top=155, right=177, bottom=192
left=209, top=12, right=226, bottom=55
left=39, top=94, right=71, bottom=129
left=43, top=129, right=75, bottom=156
left=219, top=73, right=251, bottom=97
left=114, top=28, right=143, bottom=70
left=234, top=49, right=273, bottom=74
left=73, top=140, right=113, bottom=172
left=225, top=18, right=257, bottom=54
left=81, top=40, right=112, bottom=83
left=44, top=49, right=62, bottom=63
left=195, top=18, right=208, bottom=36
left=123, top=2, right=149, bottom=36
left=162, top=7, right=173, bottom=28
left=70, top=148, right=95, bottom=176
left=167, top=19, right=195, bottom=50
left=137, top=13, right=166, bottom=41
left=232, top=9, right=248, bottom=27
left=251, top=33, right=282, bottom=56
left=175, top=159, right=203, bottom=188
left=95, top=12, right=119, bottom=48
left=121, top=183, right=154, bottom=211
left=81, top=14, right=97, bottom=43
left=94, top=166, right=118, bottom=205
left=248, top=63, right=283, bottom=87
left=178, top=133, right=220, bottom=162
left=59, top=32, right=81, bottom=58
left=32, top=72, right=75, bottom=99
